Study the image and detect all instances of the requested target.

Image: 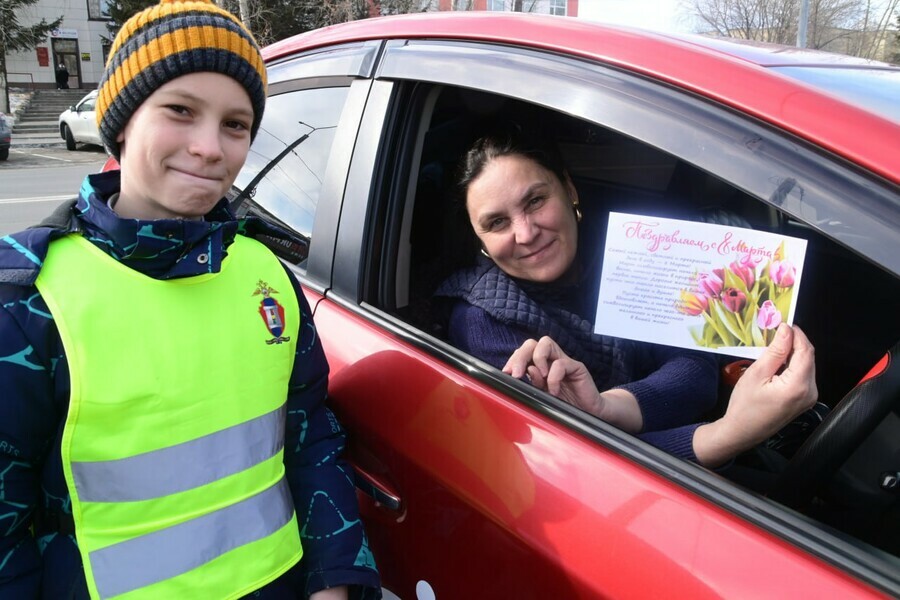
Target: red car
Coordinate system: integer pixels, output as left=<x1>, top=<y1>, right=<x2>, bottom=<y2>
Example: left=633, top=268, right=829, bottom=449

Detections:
left=225, top=13, right=900, bottom=598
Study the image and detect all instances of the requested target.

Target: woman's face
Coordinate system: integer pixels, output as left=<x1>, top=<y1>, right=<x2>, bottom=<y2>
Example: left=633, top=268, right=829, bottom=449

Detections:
left=466, top=154, right=579, bottom=283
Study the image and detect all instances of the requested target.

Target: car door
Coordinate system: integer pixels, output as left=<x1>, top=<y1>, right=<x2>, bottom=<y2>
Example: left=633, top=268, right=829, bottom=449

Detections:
left=239, top=36, right=899, bottom=599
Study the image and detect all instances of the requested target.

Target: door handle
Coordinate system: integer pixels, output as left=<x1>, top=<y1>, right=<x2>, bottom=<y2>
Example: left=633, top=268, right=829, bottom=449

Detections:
left=353, top=465, right=402, bottom=512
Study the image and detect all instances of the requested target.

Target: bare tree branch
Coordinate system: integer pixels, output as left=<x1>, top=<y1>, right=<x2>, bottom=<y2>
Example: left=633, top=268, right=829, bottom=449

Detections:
left=686, top=0, right=899, bottom=59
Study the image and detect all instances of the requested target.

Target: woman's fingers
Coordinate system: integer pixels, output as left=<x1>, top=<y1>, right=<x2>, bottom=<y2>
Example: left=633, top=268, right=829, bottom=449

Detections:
left=508, top=338, right=606, bottom=420
left=737, top=324, right=817, bottom=410
left=545, top=356, right=572, bottom=396
left=776, top=325, right=817, bottom=403
left=504, top=336, right=567, bottom=379
left=740, top=323, right=793, bottom=386
left=527, top=365, right=546, bottom=390
left=530, top=336, right=564, bottom=375
left=503, top=338, right=539, bottom=378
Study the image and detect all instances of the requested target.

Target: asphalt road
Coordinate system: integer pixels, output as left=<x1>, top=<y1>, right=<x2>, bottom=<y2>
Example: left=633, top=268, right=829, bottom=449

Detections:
left=0, top=145, right=108, bottom=236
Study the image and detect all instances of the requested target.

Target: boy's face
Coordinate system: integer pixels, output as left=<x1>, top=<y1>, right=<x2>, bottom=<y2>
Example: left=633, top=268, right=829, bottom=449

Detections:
left=115, top=72, right=255, bottom=220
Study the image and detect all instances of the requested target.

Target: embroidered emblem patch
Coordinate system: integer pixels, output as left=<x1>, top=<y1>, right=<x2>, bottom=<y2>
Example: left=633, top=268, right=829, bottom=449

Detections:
left=253, top=280, right=291, bottom=345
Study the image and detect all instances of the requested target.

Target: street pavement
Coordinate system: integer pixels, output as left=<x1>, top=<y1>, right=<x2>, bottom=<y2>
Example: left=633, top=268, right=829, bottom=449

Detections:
left=0, top=146, right=108, bottom=235
left=1, top=144, right=108, bottom=169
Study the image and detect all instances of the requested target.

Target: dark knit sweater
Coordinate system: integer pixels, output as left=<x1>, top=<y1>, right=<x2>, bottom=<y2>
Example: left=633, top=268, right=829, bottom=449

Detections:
left=435, top=258, right=719, bottom=462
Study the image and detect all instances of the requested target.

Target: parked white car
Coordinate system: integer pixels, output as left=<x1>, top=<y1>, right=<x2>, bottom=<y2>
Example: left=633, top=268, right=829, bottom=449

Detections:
left=59, top=90, right=102, bottom=151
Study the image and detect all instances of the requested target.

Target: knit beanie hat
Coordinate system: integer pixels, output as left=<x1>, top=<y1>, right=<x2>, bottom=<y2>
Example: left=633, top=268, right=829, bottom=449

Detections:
left=96, top=0, right=267, bottom=159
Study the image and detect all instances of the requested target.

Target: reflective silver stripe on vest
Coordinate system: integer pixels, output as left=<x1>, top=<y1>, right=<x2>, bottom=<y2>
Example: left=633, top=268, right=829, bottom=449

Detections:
left=71, top=405, right=286, bottom=502
left=90, top=477, right=294, bottom=599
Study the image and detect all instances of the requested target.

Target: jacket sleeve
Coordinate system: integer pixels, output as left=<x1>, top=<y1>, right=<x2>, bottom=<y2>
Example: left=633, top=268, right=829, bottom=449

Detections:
left=617, top=345, right=719, bottom=432
left=280, top=272, right=381, bottom=599
left=637, top=424, right=703, bottom=463
left=447, top=301, right=532, bottom=371
left=0, top=291, right=58, bottom=597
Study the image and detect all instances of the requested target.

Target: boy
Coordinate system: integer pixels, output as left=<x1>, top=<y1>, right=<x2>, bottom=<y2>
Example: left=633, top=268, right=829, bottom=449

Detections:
left=0, top=1, right=380, bottom=598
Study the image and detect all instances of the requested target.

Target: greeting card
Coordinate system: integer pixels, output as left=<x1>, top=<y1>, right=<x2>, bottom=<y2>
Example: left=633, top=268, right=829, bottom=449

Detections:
left=594, top=212, right=807, bottom=359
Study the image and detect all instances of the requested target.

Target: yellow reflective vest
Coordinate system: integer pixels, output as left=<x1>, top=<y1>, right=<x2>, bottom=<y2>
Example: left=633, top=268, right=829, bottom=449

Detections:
left=35, top=233, right=302, bottom=599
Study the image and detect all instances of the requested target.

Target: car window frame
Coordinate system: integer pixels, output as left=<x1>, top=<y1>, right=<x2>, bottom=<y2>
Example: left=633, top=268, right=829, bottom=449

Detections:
left=377, top=39, right=900, bottom=276
left=325, top=37, right=900, bottom=595
left=253, top=41, right=382, bottom=294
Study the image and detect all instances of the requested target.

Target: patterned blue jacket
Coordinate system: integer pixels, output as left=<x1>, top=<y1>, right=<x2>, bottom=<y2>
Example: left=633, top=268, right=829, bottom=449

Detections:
left=0, top=171, right=379, bottom=599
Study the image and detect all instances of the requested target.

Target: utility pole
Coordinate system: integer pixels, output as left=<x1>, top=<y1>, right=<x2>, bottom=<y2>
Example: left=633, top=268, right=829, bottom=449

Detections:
left=797, top=0, right=809, bottom=47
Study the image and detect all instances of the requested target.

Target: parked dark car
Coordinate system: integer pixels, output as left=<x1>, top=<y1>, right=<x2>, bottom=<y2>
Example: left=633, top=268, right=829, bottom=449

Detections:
left=112, top=13, right=900, bottom=598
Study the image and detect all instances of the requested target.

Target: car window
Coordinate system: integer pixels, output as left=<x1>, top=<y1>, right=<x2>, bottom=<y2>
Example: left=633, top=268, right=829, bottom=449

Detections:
left=231, top=86, right=350, bottom=270
left=79, top=97, right=96, bottom=112
left=390, top=83, right=899, bottom=403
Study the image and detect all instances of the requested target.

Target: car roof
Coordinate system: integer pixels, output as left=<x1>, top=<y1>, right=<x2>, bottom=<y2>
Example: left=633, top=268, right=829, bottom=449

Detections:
left=262, top=13, right=900, bottom=184
left=654, top=30, right=898, bottom=67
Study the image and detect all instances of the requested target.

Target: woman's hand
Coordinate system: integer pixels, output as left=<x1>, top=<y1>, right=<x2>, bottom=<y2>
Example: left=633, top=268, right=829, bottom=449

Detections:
left=693, top=323, right=818, bottom=467
left=504, top=336, right=602, bottom=413
left=503, top=336, right=643, bottom=432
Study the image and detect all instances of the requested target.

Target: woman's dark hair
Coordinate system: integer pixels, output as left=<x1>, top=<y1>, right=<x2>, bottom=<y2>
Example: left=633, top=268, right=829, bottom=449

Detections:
left=456, top=123, right=569, bottom=207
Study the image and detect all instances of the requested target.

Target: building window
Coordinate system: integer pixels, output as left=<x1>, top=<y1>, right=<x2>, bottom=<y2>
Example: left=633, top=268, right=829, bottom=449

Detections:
left=87, top=0, right=113, bottom=20
left=488, top=0, right=506, bottom=10
left=549, top=0, right=566, bottom=15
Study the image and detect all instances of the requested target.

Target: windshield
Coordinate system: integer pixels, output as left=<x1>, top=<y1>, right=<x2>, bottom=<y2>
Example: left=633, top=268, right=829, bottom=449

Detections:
left=770, top=65, right=900, bottom=123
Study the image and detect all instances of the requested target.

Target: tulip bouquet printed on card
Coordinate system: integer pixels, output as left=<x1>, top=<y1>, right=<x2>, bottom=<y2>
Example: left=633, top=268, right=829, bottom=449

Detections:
left=676, top=242, right=797, bottom=349
left=594, top=212, right=807, bottom=359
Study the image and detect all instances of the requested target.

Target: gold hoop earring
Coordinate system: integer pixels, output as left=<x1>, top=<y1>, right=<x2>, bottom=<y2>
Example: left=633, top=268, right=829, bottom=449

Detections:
left=567, top=176, right=582, bottom=223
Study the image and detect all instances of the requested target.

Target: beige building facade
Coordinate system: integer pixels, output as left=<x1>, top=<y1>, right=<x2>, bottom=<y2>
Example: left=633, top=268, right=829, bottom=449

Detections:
left=6, top=0, right=112, bottom=91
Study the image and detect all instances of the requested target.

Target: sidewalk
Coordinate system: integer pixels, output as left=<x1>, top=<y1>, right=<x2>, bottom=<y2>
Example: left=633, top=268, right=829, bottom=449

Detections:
left=11, top=130, right=65, bottom=148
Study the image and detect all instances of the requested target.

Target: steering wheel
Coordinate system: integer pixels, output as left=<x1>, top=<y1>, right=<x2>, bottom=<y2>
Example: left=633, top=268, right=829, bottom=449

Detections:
left=769, top=340, right=900, bottom=509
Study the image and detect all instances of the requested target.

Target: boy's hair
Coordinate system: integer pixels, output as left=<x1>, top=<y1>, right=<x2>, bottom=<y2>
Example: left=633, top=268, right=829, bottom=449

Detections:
left=96, top=0, right=267, bottom=159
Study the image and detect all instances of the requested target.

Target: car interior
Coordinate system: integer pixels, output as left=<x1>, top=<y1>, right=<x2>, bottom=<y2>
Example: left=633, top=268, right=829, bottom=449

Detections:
left=382, top=84, right=900, bottom=558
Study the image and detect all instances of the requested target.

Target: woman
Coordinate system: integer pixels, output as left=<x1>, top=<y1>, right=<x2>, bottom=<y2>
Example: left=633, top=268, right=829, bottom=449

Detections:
left=435, top=128, right=818, bottom=468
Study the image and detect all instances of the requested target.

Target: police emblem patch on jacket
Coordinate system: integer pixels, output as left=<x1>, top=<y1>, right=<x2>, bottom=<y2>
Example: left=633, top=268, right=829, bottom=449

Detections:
left=254, top=279, right=291, bottom=345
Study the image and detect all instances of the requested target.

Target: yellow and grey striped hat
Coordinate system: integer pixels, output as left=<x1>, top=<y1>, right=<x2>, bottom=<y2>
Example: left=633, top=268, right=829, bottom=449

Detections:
left=96, top=0, right=267, bottom=159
